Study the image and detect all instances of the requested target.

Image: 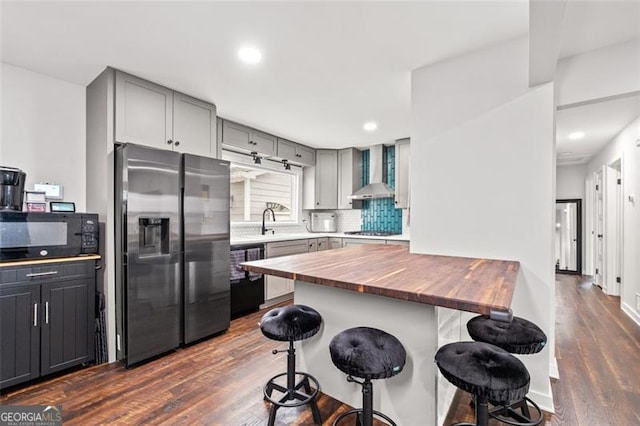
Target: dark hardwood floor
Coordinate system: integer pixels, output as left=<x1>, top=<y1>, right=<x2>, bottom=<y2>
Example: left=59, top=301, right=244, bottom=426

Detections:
left=2, top=274, right=639, bottom=425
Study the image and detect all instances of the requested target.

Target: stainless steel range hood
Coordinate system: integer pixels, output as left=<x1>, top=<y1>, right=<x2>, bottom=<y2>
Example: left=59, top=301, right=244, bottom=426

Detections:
left=349, top=145, right=395, bottom=200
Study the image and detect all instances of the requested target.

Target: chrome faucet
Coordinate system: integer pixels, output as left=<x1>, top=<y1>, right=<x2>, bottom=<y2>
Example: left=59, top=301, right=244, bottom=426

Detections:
left=261, top=207, right=276, bottom=235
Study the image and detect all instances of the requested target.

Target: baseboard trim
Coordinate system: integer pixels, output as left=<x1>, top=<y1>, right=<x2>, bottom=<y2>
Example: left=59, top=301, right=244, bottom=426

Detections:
left=549, top=356, right=559, bottom=379
left=622, top=302, right=640, bottom=327
left=529, top=387, right=555, bottom=414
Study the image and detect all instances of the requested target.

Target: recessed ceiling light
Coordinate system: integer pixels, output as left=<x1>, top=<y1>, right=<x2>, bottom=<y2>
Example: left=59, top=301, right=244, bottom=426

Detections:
left=568, top=131, right=585, bottom=140
left=363, top=121, right=377, bottom=132
left=238, top=46, right=262, bottom=64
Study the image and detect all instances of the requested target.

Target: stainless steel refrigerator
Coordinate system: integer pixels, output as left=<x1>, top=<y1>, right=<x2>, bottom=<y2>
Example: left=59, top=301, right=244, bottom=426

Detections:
left=115, top=143, right=230, bottom=367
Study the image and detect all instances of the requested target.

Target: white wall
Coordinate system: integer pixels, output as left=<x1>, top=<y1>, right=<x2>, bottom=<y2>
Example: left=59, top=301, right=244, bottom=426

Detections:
left=555, top=39, right=640, bottom=107
left=1, top=63, right=86, bottom=211
left=411, top=37, right=555, bottom=411
left=586, top=117, right=640, bottom=324
left=556, top=164, right=586, bottom=200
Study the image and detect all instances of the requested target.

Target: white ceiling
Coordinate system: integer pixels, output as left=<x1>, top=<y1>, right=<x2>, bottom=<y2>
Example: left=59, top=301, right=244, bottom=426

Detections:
left=1, top=1, right=638, bottom=153
left=555, top=0, right=640, bottom=165
left=556, top=94, right=640, bottom=165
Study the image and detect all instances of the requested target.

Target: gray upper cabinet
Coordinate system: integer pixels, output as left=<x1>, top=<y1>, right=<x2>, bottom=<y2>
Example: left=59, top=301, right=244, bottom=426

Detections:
left=114, top=70, right=217, bottom=157
left=115, top=72, right=173, bottom=149
left=338, top=148, right=363, bottom=209
left=395, top=138, right=410, bottom=209
left=277, top=138, right=316, bottom=166
left=303, top=149, right=338, bottom=209
left=221, top=119, right=276, bottom=157
left=173, top=92, right=217, bottom=158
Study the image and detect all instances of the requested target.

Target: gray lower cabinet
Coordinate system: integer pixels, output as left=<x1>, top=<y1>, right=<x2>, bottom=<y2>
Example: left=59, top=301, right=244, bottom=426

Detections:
left=0, top=284, right=40, bottom=389
left=316, top=237, right=330, bottom=251
left=41, top=278, right=93, bottom=376
left=386, top=240, right=410, bottom=246
left=342, top=238, right=383, bottom=247
left=264, top=240, right=310, bottom=301
left=329, top=237, right=343, bottom=249
left=0, top=260, right=96, bottom=390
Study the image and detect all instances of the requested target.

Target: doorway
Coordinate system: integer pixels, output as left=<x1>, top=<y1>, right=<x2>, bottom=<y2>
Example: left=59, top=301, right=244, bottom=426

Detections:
left=555, top=199, right=582, bottom=274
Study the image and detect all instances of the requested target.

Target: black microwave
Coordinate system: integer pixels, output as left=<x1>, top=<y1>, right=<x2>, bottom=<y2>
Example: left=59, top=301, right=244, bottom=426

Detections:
left=0, top=212, right=99, bottom=261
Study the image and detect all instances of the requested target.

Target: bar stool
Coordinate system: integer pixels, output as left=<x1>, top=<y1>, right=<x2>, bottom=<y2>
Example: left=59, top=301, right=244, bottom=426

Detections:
left=329, top=327, right=406, bottom=426
left=467, top=315, right=545, bottom=425
left=260, top=304, right=323, bottom=425
left=435, top=341, right=530, bottom=426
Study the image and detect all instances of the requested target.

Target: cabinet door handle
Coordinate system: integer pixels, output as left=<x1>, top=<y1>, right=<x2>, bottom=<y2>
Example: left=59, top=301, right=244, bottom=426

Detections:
left=26, top=271, right=58, bottom=278
left=33, top=303, right=38, bottom=326
left=174, top=141, right=180, bottom=147
left=167, top=139, right=173, bottom=145
left=45, top=302, right=49, bottom=324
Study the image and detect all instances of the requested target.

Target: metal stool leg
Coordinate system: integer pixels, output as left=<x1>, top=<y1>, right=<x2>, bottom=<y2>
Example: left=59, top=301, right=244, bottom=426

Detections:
left=361, top=379, right=373, bottom=426
left=264, top=340, right=322, bottom=425
left=476, top=395, right=489, bottom=426
left=333, top=377, right=397, bottom=426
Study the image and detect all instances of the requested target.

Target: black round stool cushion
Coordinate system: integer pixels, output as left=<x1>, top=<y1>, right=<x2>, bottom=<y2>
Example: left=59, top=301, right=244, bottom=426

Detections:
left=467, top=315, right=547, bottom=355
left=329, top=327, right=406, bottom=380
left=435, top=342, right=530, bottom=403
left=260, top=304, right=322, bottom=342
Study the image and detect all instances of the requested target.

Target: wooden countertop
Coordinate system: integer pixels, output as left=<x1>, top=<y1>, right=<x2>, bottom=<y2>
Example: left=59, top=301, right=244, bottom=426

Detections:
left=241, top=244, right=519, bottom=317
left=0, top=254, right=101, bottom=268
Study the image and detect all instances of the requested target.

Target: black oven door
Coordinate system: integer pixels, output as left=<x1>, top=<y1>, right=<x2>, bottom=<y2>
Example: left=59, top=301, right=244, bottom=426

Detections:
left=0, top=212, right=83, bottom=260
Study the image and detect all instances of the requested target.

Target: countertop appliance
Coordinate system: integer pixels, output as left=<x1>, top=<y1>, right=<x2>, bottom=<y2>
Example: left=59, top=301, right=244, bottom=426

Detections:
left=310, top=212, right=337, bottom=233
left=115, top=143, right=230, bottom=367
left=0, top=211, right=99, bottom=261
left=0, top=166, right=26, bottom=211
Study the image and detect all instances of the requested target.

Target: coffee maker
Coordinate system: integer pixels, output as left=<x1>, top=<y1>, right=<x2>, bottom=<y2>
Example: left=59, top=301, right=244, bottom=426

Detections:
left=0, top=166, right=26, bottom=211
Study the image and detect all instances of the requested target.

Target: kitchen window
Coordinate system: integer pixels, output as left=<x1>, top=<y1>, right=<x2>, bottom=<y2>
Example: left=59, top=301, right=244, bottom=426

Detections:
left=223, top=151, right=301, bottom=224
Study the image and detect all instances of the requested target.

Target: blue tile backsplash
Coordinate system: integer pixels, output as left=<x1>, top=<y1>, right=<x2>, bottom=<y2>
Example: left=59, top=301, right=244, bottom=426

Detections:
left=360, top=146, right=403, bottom=233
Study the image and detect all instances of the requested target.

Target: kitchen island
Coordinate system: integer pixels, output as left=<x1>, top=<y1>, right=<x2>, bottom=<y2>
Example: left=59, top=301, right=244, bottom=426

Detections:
left=241, top=244, right=519, bottom=425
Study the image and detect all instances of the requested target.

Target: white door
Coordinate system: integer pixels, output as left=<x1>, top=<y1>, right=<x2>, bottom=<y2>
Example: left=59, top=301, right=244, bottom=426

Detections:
left=595, top=170, right=605, bottom=288
left=616, top=168, right=622, bottom=294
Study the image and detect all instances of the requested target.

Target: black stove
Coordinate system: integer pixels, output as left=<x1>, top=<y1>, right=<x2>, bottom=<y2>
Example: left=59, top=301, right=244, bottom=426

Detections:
left=344, top=231, right=401, bottom=237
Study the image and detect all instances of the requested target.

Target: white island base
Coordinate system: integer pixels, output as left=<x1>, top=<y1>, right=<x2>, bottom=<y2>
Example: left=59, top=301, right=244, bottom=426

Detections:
left=294, top=280, right=458, bottom=426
